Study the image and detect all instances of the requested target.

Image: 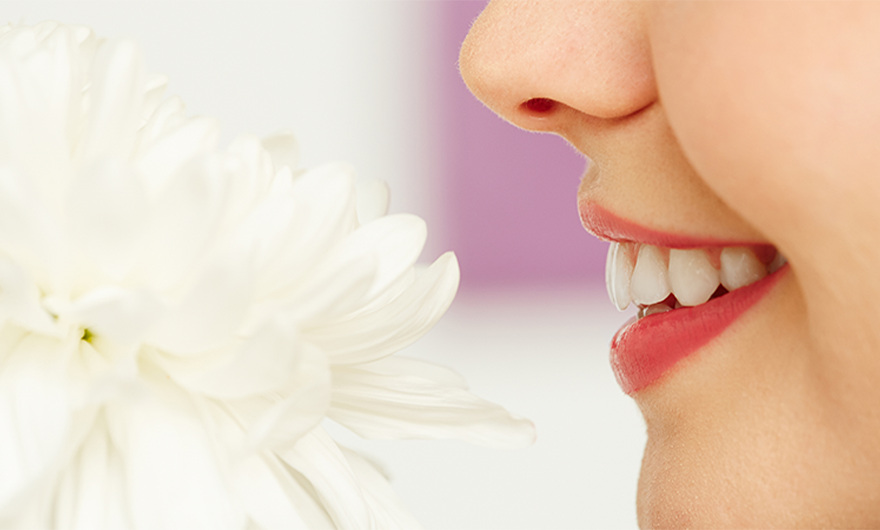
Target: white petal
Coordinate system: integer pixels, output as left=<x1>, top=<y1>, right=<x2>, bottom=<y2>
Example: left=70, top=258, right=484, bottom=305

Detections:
left=360, top=356, right=468, bottom=389
left=227, top=344, right=331, bottom=451
left=223, top=169, right=297, bottom=292
left=69, top=286, right=165, bottom=344
left=278, top=427, right=373, bottom=529
left=356, top=179, right=390, bottom=226
left=0, top=332, right=76, bottom=518
left=336, top=214, right=427, bottom=302
left=137, top=115, right=220, bottom=197
left=145, top=255, right=254, bottom=355
left=74, top=338, right=144, bottom=408
left=202, top=399, right=336, bottom=528
left=139, top=154, right=228, bottom=291
left=272, top=214, right=425, bottom=325
left=134, top=94, right=186, bottom=156
left=158, top=317, right=301, bottom=400
left=140, top=73, right=168, bottom=124
left=329, top=359, right=536, bottom=449
left=305, top=252, right=459, bottom=365
left=66, top=158, right=149, bottom=281
left=0, top=256, right=58, bottom=335
left=51, top=412, right=132, bottom=529
left=233, top=452, right=333, bottom=530
left=105, top=370, right=245, bottom=530
left=341, top=447, right=422, bottom=530
left=275, top=250, right=378, bottom=324
left=0, top=166, right=64, bottom=289
left=257, top=164, right=359, bottom=296
left=77, top=39, right=145, bottom=162
left=0, top=28, right=78, bottom=196
left=261, top=131, right=299, bottom=173
left=223, top=135, right=275, bottom=227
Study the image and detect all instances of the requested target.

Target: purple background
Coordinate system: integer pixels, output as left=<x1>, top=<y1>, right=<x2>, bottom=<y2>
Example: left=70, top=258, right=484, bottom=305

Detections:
left=436, top=1, right=608, bottom=293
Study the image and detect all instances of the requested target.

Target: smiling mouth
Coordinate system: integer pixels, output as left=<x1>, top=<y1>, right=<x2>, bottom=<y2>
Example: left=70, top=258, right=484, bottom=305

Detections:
left=581, top=202, right=790, bottom=394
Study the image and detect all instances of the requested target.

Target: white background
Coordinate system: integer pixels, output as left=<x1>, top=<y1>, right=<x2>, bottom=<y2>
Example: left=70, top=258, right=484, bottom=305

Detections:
left=5, top=3, right=647, bottom=528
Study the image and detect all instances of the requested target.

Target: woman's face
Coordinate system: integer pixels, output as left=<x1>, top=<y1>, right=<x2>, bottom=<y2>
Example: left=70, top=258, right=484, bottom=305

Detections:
left=461, top=2, right=880, bottom=527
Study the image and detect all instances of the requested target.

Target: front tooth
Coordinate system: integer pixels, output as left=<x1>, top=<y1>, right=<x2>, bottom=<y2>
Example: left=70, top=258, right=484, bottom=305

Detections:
left=669, top=249, right=720, bottom=306
left=720, top=247, right=767, bottom=290
left=606, top=242, right=633, bottom=311
left=630, top=245, right=671, bottom=305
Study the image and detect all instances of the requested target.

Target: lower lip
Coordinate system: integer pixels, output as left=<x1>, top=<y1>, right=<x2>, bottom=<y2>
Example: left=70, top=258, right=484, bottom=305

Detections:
left=610, top=265, right=789, bottom=394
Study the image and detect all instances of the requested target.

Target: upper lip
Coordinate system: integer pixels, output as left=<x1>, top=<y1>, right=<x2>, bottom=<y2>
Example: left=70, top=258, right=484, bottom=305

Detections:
left=579, top=201, right=768, bottom=249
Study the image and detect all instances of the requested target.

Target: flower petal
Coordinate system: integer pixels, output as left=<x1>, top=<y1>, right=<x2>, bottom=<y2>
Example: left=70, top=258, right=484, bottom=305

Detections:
left=340, top=447, right=422, bottom=530
left=77, top=39, right=145, bottom=162
left=134, top=94, right=186, bottom=157
left=0, top=256, right=59, bottom=336
left=0, top=165, right=64, bottom=289
left=329, top=358, right=536, bottom=449
left=158, top=317, right=301, bottom=400
left=305, top=252, right=459, bottom=365
left=355, top=179, right=390, bottom=226
left=227, top=344, right=331, bottom=451
left=137, top=115, right=220, bottom=197
left=139, top=153, right=231, bottom=291
left=257, top=163, right=359, bottom=296
left=66, top=158, right=149, bottom=282
left=233, top=452, right=333, bottom=530
left=261, top=131, right=299, bottom=174
left=275, top=214, right=426, bottom=325
left=69, top=285, right=165, bottom=344
left=276, top=250, right=378, bottom=324
left=140, top=73, right=168, bottom=125
left=335, top=214, right=427, bottom=303
left=278, top=427, right=373, bottom=529
left=144, top=254, right=254, bottom=355
left=105, top=369, right=245, bottom=530
left=0, top=331, right=76, bottom=519
left=0, top=23, right=88, bottom=195
left=223, top=135, right=275, bottom=228
left=51, top=412, right=132, bottom=529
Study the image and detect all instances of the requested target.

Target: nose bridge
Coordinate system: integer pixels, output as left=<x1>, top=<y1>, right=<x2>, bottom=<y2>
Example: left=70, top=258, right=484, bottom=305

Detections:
left=459, top=0, right=656, bottom=131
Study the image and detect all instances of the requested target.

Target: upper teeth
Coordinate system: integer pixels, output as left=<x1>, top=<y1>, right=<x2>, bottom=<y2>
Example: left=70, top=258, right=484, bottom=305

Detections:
left=606, top=242, right=786, bottom=312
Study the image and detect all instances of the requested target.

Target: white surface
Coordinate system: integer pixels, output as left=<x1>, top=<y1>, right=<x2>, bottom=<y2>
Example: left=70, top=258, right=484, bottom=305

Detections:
left=327, top=287, right=646, bottom=530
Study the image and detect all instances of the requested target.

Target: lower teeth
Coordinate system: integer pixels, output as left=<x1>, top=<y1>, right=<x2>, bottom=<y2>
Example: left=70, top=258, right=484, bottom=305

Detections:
left=639, top=303, right=674, bottom=318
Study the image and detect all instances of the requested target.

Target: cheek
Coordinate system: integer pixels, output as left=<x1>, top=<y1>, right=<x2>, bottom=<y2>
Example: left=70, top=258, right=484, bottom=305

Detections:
left=649, top=3, right=880, bottom=264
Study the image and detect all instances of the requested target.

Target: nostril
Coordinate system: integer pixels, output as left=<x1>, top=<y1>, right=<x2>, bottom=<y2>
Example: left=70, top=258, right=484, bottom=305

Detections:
left=522, top=97, right=556, bottom=115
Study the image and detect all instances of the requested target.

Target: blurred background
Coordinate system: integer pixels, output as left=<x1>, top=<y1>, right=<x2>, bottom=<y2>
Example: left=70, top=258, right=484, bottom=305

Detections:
left=6, top=2, right=645, bottom=528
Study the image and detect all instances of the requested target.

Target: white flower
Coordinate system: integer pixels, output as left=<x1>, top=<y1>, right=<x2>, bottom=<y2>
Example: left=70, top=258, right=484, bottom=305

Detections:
left=0, top=21, right=534, bottom=529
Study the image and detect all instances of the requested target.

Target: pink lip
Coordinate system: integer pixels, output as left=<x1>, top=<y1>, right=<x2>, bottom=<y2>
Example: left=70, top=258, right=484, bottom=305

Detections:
left=580, top=200, right=787, bottom=394
left=610, top=266, right=788, bottom=394
left=580, top=201, right=755, bottom=249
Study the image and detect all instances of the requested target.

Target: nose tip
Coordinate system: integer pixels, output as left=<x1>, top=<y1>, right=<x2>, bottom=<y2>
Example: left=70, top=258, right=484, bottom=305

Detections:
left=459, top=0, right=657, bottom=133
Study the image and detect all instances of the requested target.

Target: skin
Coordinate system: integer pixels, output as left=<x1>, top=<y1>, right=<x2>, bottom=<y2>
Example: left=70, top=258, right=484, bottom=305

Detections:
left=460, top=2, right=880, bottom=528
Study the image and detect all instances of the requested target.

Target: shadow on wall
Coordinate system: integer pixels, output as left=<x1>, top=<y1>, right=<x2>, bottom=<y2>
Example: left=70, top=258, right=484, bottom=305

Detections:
left=436, top=1, right=608, bottom=293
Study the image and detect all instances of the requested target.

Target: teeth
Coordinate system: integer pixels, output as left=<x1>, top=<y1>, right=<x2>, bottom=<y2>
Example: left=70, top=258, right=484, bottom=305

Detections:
left=644, top=303, right=673, bottom=317
left=604, top=241, right=786, bottom=316
left=668, top=249, right=720, bottom=306
left=606, top=242, right=633, bottom=311
left=630, top=245, right=671, bottom=306
left=720, top=247, right=767, bottom=291
left=768, top=252, right=788, bottom=273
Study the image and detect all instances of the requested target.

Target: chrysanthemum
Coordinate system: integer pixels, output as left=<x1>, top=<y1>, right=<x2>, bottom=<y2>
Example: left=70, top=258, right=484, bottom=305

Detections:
left=0, top=21, right=534, bottom=529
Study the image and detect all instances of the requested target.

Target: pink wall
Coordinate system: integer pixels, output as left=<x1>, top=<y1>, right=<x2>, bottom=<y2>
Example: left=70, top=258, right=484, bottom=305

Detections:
left=437, top=1, right=609, bottom=292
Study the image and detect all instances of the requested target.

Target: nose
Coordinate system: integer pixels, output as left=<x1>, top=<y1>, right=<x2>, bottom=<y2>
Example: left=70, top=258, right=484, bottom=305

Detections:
left=459, top=0, right=657, bottom=134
